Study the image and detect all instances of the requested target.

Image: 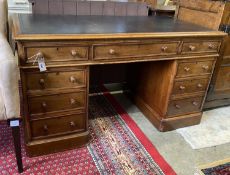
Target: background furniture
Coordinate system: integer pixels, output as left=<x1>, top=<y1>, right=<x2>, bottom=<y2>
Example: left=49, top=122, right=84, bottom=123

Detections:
left=13, top=12, right=225, bottom=156
left=175, top=0, right=230, bottom=109
left=29, top=0, right=149, bottom=16
left=0, top=0, right=22, bottom=173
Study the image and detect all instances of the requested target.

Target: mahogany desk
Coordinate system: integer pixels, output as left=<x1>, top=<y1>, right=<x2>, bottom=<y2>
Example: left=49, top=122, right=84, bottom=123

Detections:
left=12, top=14, right=225, bottom=156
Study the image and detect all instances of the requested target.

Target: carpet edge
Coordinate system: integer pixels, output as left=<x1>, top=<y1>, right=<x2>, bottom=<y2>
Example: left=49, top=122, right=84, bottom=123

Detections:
left=101, top=85, right=177, bottom=175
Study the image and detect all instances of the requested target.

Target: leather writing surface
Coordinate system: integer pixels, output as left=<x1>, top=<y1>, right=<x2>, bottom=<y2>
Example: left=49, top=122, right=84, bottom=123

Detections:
left=18, top=14, right=213, bottom=35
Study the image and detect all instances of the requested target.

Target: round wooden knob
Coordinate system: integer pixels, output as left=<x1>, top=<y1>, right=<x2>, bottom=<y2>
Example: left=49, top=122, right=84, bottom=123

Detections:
left=189, top=45, right=196, bottom=51
left=175, top=104, right=181, bottom=109
left=70, top=98, right=76, bottom=105
left=184, top=67, right=190, bottom=72
left=70, top=76, right=76, bottom=83
left=202, top=65, right=209, bottom=70
left=70, top=121, right=76, bottom=127
left=43, top=125, right=48, bottom=132
left=192, top=101, right=198, bottom=106
left=197, top=83, right=203, bottom=88
left=39, top=78, right=45, bottom=85
left=37, top=51, right=44, bottom=58
left=161, top=46, right=168, bottom=52
left=179, top=85, right=186, bottom=90
left=41, top=102, right=47, bottom=108
left=71, top=50, right=77, bottom=56
left=208, top=44, right=215, bottom=49
left=109, top=49, right=115, bottom=55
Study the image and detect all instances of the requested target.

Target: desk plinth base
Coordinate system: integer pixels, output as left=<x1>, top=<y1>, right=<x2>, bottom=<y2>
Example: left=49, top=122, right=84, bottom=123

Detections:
left=133, top=95, right=202, bottom=132
left=26, top=131, right=89, bottom=157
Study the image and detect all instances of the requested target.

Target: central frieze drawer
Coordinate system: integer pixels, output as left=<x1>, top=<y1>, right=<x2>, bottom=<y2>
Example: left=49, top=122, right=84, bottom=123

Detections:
left=93, top=42, right=179, bottom=60
left=176, top=60, right=214, bottom=77
left=28, top=91, right=86, bottom=115
left=26, top=69, right=87, bottom=91
left=167, top=96, right=203, bottom=117
left=26, top=46, right=89, bottom=63
left=31, top=113, right=86, bottom=138
left=172, top=78, right=209, bottom=96
left=182, top=41, right=220, bottom=54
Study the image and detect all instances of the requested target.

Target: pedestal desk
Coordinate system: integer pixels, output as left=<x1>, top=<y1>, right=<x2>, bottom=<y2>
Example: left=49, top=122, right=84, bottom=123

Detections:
left=12, top=14, right=225, bottom=156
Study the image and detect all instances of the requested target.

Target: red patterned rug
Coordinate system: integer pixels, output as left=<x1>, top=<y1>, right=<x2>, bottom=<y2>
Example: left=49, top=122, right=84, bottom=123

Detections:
left=198, top=158, right=230, bottom=175
left=0, top=88, right=176, bottom=175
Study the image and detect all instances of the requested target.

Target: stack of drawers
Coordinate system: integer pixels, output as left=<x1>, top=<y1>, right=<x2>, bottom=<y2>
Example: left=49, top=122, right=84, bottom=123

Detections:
left=167, top=40, right=220, bottom=118
left=20, top=45, right=89, bottom=156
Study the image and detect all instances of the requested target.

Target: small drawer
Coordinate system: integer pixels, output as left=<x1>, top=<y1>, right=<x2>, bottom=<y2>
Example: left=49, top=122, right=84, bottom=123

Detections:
left=28, top=91, right=86, bottom=115
left=31, top=113, right=86, bottom=138
left=26, top=46, right=88, bottom=63
left=182, top=41, right=220, bottom=54
left=167, top=96, right=203, bottom=117
left=93, top=42, right=179, bottom=60
left=176, top=60, right=214, bottom=77
left=26, top=68, right=87, bottom=91
left=172, top=78, right=209, bottom=96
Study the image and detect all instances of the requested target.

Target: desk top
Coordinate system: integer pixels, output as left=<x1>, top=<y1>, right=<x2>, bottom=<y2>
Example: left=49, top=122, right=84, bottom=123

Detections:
left=13, top=14, right=226, bottom=41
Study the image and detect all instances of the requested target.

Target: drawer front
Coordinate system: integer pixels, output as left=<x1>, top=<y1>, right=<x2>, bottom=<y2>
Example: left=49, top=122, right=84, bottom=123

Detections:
left=31, top=113, right=86, bottom=138
left=182, top=41, right=220, bottom=54
left=26, top=46, right=88, bottom=63
left=172, top=78, right=209, bottom=95
left=93, top=42, right=179, bottom=60
left=28, top=91, right=86, bottom=115
left=167, top=96, right=203, bottom=117
left=176, top=60, right=214, bottom=77
left=26, top=69, right=87, bottom=91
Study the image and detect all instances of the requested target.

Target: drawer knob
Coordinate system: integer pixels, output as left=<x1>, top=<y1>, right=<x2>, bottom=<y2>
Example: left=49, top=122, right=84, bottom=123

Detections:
left=179, top=85, right=186, bottom=90
left=70, top=121, right=76, bottom=127
left=202, top=65, right=209, bottom=70
left=109, top=49, right=115, bottom=55
left=189, top=45, right=196, bottom=51
left=184, top=67, right=190, bottom=72
left=208, top=44, right=215, bottom=49
left=41, top=102, right=47, bottom=108
left=71, top=50, right=78, bottom=56
left=175, top=104, right=181, bottom=109
left=43, top=125, right=48, bottom=132
left=192, top=101, right=198, bottom=106
left=70, top=76, right=76, bottom=83
left=197, top=83, right=203, bottom=88
left=70, top=98, right=76, bottom=105
left=161, top=46, right=168, bottom=52
left=39, top=78, right=45, bottom=85
left=37, top=51, right=44, bottom=58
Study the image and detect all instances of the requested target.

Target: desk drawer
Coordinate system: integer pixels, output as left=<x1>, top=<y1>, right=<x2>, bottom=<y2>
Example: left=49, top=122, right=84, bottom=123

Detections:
left=167, top=96, right=203, bottom=117
left=176, top=60, right=214, bottom=77
left=172, top=78, right=209, bottom=96
left=26, top=69, right=87, bottom=91
left=93, top=42, right=178, bottom=60
left=31, top=113, right=86, bottom=138
left=182, top=41, right=220, bottom=54
left=26, top=46, right=89, bottom=63
left=28, top=91, right=86, bottom=115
